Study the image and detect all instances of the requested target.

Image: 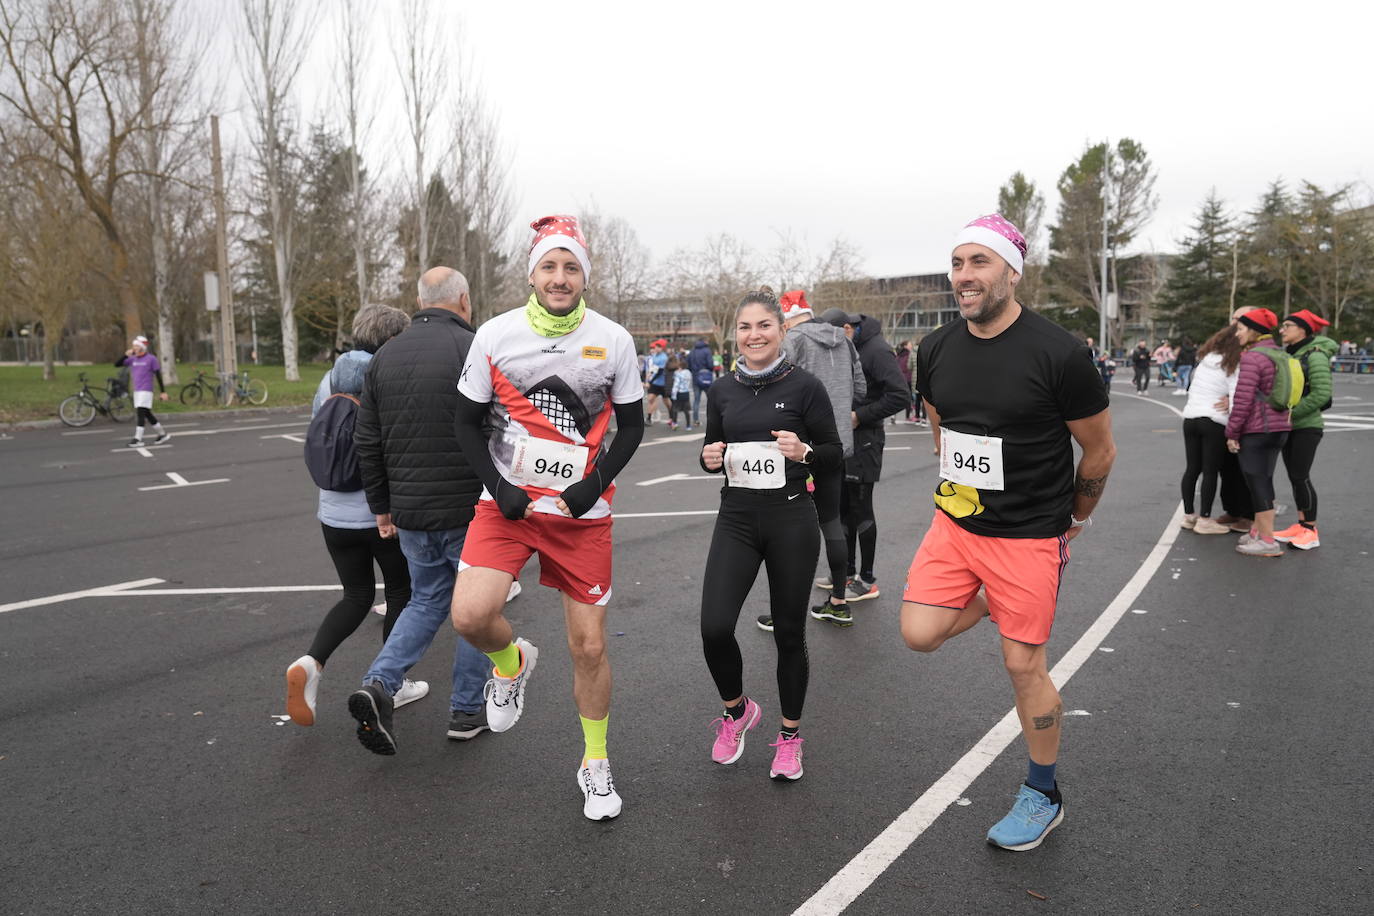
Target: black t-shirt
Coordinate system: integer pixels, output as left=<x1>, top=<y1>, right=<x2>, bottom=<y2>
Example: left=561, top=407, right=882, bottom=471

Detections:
left=915, top=308, right=1109, bottom=537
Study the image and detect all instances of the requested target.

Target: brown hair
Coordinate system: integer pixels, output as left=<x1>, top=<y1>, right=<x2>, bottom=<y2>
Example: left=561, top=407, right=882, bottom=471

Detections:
left=736, top=285, right=782, bottom=324
left=1197, top=322, right=1243, bottom=375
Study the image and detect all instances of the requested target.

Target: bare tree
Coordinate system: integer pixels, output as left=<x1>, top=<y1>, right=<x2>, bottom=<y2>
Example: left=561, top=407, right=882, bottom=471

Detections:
left=667, top=233, right=759, bottom=355
left=581, top=209, right=650, bottom=326
left=239, top=0, right=308, bottom=380
left=392, top=0, right=446, bottom=272
left=334, top=0, right=375, bottom=312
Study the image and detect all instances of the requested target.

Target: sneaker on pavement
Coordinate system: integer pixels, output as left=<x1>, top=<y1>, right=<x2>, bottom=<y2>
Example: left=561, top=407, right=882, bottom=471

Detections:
left=810, top=601, right=853, bottom=627
left=813, top=576, right=834, bottom=591
left=154, top=431, right=171, bottom=444
left=1236, top=537, right=1284, bottom=557
left=447, top=707, right=490, bottom=740
left=756, top=614, right=774, bottom=632
left=127, top=438, right=143, bottom=447
left=393, top=678, right=429, bottom=709
left=577, top=758, right=623, bottom=821
left=1180, top=513, right=1198, bottom=530
left=506, top=580, right=522, bottom=603
left=372, top=602, right=386, bottom=616
left=1272, top=522, right=1305, bottom=542
left=484, top=637, right=537, bottom=733
left=285, top=655, right=321, bottom=726
left=347, top=683, right=396, bottom=755
left=710, top=697, right=761, bottom=765
left=1286, top=526, right=1320, bottom=550
left=844, top=577, right=880, bottom=602
left=987, top=784, right=1064, bottom=851
left=1193, top=517, right=1231, bottom=535
left=768, top=733, right=804, bottom=781
left=1228, top=519, right=1253, bottom=533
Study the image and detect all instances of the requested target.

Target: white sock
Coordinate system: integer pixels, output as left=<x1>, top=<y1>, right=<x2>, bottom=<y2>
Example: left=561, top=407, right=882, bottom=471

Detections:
left=152, top=423, right=165, bottom=434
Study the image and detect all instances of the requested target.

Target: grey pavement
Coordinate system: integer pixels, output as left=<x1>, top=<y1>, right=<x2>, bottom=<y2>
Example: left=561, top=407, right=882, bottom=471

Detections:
left=2, top=377, right=1372, bottom=914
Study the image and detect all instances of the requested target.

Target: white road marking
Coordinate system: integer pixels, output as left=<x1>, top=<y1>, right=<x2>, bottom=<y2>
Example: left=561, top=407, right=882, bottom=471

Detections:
left=883, top=446, right=911, bottom=451
left=615, top=510, right=719, bottom=519
left=638, top=432, right=705, bottom=447
left=170, top=420, right=308, bottom=437
left=110, top=444, right=172, bottom=453
left=636, top=473, right=717, bottom=486
left=138, top=471, right=231, bottom=491
left=0, top=578, right=166, bottom=614
left=793, top=505, right=1185, bottom=916
left=262, top=433, right=306, bottom=443
left=1117, top=391, right=1185, bottom=418
left=62, top=428, right=115, bottom=436
left=106, top=585, right=359, bottom=595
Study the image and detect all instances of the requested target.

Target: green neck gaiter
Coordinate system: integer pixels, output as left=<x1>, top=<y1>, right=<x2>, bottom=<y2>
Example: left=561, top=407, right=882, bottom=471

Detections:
left=525, top=293, right=586, bottom=338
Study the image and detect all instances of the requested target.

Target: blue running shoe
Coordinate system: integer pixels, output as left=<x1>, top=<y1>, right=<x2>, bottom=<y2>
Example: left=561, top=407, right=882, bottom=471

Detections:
left=986, top=784, right=1064, bottom=851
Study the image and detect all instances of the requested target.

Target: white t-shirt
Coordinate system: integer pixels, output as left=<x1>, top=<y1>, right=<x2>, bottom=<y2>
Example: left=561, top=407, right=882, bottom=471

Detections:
left=1182, top=352, right=1238, bottom=424
left=458, top=306, right=642, bottom=518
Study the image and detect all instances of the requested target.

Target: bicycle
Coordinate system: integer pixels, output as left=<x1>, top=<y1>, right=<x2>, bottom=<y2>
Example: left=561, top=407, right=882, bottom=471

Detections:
left=179, top=369, right=219, bottom=406
left=219, top=370, right=268, bottom=407
left=58, top=373, right=133, bottom=427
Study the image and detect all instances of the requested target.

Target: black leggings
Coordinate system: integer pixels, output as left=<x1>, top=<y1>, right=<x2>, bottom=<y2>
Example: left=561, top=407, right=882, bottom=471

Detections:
left=701, top=491, right=819, bottom=722
left=135, top=406, right=160, bottom=427
left=1132, top=365, right=1149, bottom=392
left=1237, top=432, right=1288, bottom=513
left=1220, top=449, right=1253, bottom=519
left=1180, top=417, right=1227, bottom=516
left=309, top=523, right=411, bottom=664
left=811, top=467, right=847, bottom=602
left=1281, top=428, right=1323, bottom=521
left=842, top=481, right=877, bottom=581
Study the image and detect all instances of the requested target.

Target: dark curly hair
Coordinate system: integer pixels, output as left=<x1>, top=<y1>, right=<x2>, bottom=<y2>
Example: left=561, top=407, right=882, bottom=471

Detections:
left=736, top=285, right=782, bottom=324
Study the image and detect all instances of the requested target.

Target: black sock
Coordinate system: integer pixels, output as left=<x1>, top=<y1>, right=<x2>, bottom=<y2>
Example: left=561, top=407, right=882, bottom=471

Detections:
left=724, top=699, right=747, bottom=721
left=1300, top=521, right=1316, bottom=530
left=779, top=725, right=799, bottom=740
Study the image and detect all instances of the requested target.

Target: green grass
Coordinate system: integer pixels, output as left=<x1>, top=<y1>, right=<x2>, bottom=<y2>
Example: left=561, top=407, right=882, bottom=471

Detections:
left=0, top=362, right=328, bottom=424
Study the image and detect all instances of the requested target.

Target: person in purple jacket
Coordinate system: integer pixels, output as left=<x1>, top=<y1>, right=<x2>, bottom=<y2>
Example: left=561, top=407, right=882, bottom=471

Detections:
left=1225, top=309, right=1291, bottom=557
left=115, top=335, right=170, bottom=447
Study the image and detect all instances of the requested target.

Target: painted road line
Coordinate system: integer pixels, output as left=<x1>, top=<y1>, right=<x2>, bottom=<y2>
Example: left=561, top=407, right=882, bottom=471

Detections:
left=883, top=446, right=911, bottom=451
left=138, top=471, right=231, bottom=492
left=102, top=585, right=359, bottom=596
left=638, top=433, right=705, bottom=447
left=1118, top=391, right=1185, bottom=418
left=262, top=433, right=306, bottom=443
left=109, top=444, right=172, bottom=453
left=793, top=506, right=1186, bottom=916
left=636, top=473, right=718, bottom=486
left=62, top=428, right=115, bottom=436
left=171, top=420, right=308, bottom=437
left=615, top=510, right=719, bottom=519
left=0, top=578, right=167, bottom=614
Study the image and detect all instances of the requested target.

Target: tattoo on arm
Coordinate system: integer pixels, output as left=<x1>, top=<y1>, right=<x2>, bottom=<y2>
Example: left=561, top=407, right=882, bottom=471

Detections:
left=1075, top=473, right=1109, bottom=498
left=1032, top=704, right=1062, bottom=731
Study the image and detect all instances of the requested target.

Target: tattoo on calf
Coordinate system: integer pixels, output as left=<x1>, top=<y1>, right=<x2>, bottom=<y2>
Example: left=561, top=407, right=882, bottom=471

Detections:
left=1032, top=704, right=1063, bottom=731
left=1075, top=473, right=1109, bottom=498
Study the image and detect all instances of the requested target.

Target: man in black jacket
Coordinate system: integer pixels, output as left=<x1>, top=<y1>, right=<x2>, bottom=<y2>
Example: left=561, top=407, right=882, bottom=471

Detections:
left=346, top=267, right=495, bottom=755
left=820, top=308, right=911, bottom=607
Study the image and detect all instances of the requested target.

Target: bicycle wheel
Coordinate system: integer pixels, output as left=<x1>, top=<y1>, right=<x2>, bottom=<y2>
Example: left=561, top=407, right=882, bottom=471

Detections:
left=59, top=395, right=97, bottom=427
left=107, top=395, right=132, bottom=423
left=245, top=379, right=268, bottom=405
left=180, top=382, right=203, bottom=406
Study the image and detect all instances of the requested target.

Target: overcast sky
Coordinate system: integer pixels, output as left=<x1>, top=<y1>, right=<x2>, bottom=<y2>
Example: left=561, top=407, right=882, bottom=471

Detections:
left=221, top=0, right=1372, bottom=279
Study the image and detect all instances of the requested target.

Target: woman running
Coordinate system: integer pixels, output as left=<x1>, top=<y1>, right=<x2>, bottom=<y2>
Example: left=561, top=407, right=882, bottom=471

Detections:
left=1179, top=323, right=1243, bottom=535
left=699, top=287, right=841, bottom=780
left=285, top=305, right=420, bottom=726
left=1226, top=309, right=1292, bottom=558
left=1274, top=309, right=1336, bottom=550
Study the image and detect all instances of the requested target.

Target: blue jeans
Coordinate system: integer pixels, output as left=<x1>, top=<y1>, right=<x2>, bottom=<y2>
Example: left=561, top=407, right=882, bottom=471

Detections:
left=692, top=383, right=709, bottom=424
left=1177, top=364, right=1193, bottom=390
left=363, top=526, right=488, bottom=713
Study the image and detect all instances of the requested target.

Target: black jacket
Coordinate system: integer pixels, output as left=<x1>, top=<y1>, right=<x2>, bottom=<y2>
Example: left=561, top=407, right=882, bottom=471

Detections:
left=850, top=314, right=910, bottom=428
left=354, top=308, right=483, bottom=531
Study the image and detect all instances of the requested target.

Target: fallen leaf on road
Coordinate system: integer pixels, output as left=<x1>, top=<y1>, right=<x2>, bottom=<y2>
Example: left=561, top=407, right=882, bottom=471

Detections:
left=1027, top=890, right=1047, bottom=901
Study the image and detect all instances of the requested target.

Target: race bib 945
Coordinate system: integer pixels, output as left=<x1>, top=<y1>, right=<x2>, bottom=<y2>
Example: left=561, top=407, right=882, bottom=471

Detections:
left=724, top=440, right=785, bottom=490
left=939, top=428, right=1005, bottom=491
left=508, top=435, right=588, bottom=492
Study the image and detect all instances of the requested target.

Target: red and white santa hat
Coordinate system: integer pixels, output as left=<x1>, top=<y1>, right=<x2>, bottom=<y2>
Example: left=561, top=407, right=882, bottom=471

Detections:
left=779, top=290, right=811, bottom=320
left=951, top=214, right=1028, bottom=275
left=131, top=335, right=149, bottom=348
left=528, top=215, right=591, bottom=284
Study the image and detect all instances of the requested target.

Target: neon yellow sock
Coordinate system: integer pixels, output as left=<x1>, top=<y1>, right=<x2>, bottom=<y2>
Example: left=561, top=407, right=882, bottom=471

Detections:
left=580, top=714, right=609, bottom=761
left=486, top=642, right=521, bottom=678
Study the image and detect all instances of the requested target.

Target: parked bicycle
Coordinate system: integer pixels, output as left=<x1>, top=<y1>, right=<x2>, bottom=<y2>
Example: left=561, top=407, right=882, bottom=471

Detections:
left=58, top=373, right=133, bottom=427
left=179, top=369, right=219, bottom=405
left=219, top=370, right=268, bottom=407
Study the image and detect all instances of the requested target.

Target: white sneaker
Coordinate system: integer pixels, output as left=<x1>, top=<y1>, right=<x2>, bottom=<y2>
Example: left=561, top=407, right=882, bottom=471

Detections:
left=392, top=678, right=429, bottom=709
left=285, top=655, right=321, bottom=726
left=372, top=602, right=386, bottom=616
left=813, top=576, right=833, bottom=591
left=577, top=758, right=623, bottom=821
left=484, top=637, right=537, bottom=732
left=506, top=580, right=522, bottom=603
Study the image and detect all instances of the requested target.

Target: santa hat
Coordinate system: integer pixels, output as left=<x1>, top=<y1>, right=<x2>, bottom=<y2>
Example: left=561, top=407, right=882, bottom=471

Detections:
left=951, top=214, right=1027, bottom=275
left=131, top=335, right=149, bottom=348
left=779, top=290, right=812, bottom=320
left=1237, top=308, right=1279, bottom=333
left=1283, top=309, right=1330, bottom=335
left=528, top=215, right=591, bottom=284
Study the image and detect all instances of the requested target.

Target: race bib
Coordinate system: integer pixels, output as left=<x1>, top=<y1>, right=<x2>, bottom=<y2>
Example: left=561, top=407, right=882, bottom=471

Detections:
left=724, top=441, right=785, bottom=490
left=508, top=435, right=588, bottom=492
left=939, top=428, right=1005, bottom=491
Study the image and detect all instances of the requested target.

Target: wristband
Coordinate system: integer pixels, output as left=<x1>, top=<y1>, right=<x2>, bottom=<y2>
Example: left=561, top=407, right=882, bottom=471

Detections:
left=1069, top=515, right=1092, bottom=529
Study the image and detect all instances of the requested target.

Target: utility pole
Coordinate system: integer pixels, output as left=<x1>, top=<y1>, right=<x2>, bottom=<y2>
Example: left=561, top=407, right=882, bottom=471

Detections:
left=1099, top=162, right=1110, bottom=355
left=211, top=115, right=237, bottom=397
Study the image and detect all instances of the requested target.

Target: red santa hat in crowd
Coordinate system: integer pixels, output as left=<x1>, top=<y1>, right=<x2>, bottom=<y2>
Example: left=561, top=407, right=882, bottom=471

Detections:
left=1283, top=309, right=1330, bottom=335
left=779, top=289, right=812, bottom=321
left=528, top=215, right=591, bottom=284
left=950, top=213, right=1028, bottom=276
left=1237, top=308, right=1279, bottom=333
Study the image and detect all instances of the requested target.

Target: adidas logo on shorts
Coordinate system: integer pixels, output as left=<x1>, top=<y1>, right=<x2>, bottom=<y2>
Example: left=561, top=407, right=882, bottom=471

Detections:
left=588, top=584, right=603, bottom=596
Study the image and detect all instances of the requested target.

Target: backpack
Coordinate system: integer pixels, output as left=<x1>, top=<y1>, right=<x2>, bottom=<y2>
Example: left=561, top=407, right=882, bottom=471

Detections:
left=304, top=393, right=363, bottom=491
left=1298, top=351, right=1333, bottom=411
left=695, top=367, right=714, bottom=389
left=1252, top=347, right=1303, bottom=411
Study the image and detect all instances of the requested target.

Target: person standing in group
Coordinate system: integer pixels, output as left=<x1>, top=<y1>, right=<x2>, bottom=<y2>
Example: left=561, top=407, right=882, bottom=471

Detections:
left=818, top=306, right=909, bottom=607
left=756, top=289, right=864, bottom=631
left=700, top=287, right=841, bottom=780
left=1174, top=336, right=1198, bottom=393
left=449, top=215, right=645, bottom=821
left=643, top=338, right=670, bottom=425
left=687, top=337, right=715, bottom=427
left=1226, top=309, right=1293, bottom=558
left=903, top=214, right=1115, bottom=851
left=286, top=305, right=419, bottom=726
left=1179, top=324, right=1244, bottom=535
left=1273, top=310, right=1336, bottom=550
left=896, top=340, right=917, bottom=422
left=344, top=268, right=497, bottom=755
left=1130, top=339, right=1152, bottom=394
left=117, top=336, right=170, bottom=447
left=668, top=357, right=693, bottom=431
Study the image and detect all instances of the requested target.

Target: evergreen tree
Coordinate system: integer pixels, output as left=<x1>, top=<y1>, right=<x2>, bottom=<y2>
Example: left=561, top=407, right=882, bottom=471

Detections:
left=1156, top=191, right=1236, bottom=342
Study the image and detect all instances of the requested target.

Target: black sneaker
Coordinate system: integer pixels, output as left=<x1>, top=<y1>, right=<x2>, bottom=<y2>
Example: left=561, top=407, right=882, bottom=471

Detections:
left=756, top=614, right=774, bottom=632
left=810, top=601, right=854, bottom=627
left=447, top=707, right=490, bottom=741
left=348, top=683, right=396, bottom=755
left=127, top=438, right=143, bottom=447
left=154, top=431, right=170, bottom=444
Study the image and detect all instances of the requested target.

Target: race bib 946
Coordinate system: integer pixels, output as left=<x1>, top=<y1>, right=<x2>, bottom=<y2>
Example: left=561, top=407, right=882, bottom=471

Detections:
left=724, top=440, right=785, bottom=490
left=939, top=428, right=1005, bottom=491
left=508, top=435, right=588, bottom=492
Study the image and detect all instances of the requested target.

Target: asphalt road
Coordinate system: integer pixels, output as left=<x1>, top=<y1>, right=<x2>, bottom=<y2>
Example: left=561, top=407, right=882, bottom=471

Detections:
left=2, top=376, right=1372, bottom=915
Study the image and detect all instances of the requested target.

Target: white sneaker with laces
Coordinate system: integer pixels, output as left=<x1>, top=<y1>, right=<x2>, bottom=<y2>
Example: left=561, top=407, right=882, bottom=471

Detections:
left=285, top=655, right=321, bottom=726
left=577, top=758, right=623, bottom=821
left=392, top=678, right=429, bottom=708
left=484, top=637, right=538, bottom=732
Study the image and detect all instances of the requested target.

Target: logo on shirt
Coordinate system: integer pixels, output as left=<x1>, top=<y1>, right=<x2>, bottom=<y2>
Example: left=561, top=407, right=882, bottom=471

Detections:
left=581, top=346, right=607, bottom=360
left=775, top=402, right=785, bottom=409
left=540, top=346, right=567, bottom=355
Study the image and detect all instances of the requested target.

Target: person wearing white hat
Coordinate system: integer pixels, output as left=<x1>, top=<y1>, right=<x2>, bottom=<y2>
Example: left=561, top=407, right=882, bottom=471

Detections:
left=116, top=335, right=170, bottom=446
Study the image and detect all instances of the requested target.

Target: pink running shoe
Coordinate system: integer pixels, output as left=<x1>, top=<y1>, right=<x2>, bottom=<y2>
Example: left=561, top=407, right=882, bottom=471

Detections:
left=710, top=698, right=761, bottom=764
left=769, top=733, right=805, bottom=781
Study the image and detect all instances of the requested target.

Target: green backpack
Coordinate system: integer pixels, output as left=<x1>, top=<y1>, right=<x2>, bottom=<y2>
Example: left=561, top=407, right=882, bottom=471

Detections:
left=1252, top=346, right=1303, bottom=411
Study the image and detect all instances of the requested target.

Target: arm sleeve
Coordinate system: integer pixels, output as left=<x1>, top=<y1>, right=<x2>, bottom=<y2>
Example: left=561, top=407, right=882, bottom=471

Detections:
left=698, top=385, right=726, bottom=474
left=848, top=339, right=867, bottom=402
left=353, top=368, right=389, bottom=516
left=1226, top=354, right=1259, bottom=440
left=802, top=376, right=842, bottom=472
left=115, top=355, right=129, bottom=368
left=453, top=393, right=532, bottom=520
left=154, top=370, right=165, bottom=393
left=557, top=400, right=645, bottom=517
left=855, top=348, right=908, bottom=426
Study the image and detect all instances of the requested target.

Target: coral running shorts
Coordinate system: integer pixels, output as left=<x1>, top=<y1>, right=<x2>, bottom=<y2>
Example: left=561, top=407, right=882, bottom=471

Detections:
left=459, top=500, right=614, bottom=606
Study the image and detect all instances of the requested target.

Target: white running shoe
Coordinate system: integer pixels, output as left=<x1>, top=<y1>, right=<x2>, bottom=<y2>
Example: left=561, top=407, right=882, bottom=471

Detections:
left=506, top=580, right=522, bottom=603
left=392, top=678, right=429, bottom=709
left=372, top=602, right=386, bottom=616
left=577, top=758, right=623, bottom=821
left=285, top=655, right=321, bottom=726
left=484, top=637, right=537, bottom=732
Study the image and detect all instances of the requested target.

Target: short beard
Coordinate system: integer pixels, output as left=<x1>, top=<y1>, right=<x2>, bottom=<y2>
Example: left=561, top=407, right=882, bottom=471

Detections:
left=535, top=288, right=579, bottom=316
left=961, top=268, right=1014, bottom=326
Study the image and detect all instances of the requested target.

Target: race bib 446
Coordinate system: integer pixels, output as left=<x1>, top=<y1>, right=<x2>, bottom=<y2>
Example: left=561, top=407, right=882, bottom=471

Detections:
left=724, top=440, right=785, bottom=490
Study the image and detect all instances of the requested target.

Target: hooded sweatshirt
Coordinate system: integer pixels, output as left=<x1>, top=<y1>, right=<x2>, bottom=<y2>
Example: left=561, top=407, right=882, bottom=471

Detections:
left=784, top=318, right=866, bottom=457
left=1287, top=334, right=1338, bottom=431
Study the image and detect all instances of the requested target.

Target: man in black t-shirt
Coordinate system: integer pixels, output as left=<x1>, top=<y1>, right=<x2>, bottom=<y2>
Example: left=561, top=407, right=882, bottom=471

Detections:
left=903, top=214, right=1116, bottom=853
